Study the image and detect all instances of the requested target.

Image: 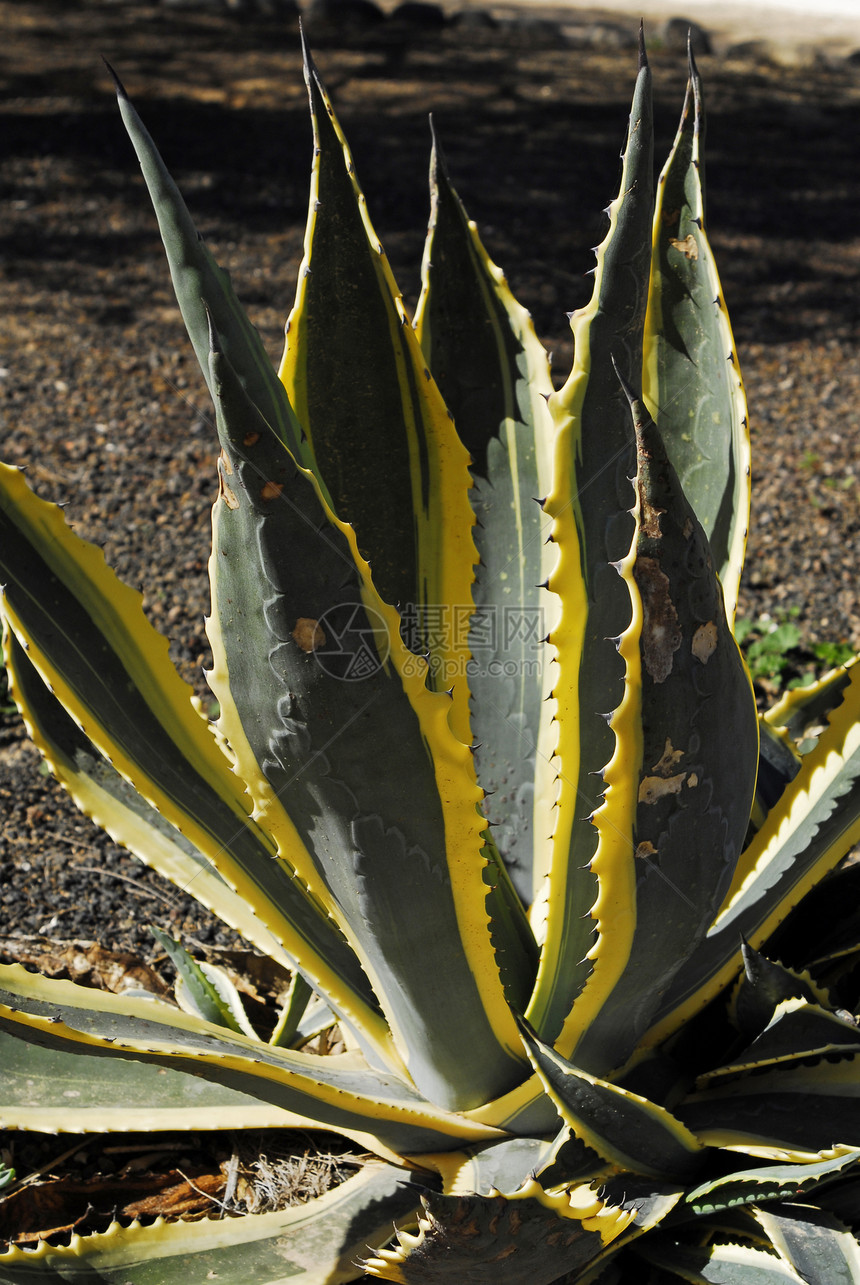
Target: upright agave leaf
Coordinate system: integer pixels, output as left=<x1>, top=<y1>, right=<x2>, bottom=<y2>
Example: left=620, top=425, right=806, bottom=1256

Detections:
left=569, top=383, right=758, bottom=1076
left=280, top=41, right=477, bottom=726
left=110, top=66, right=309, bottom=471
left=646, top=659, right=860, bottom=1048
left=414, top=126, right=558, bottom=912
left=643, top=47, right=750, bottom=625
left=527, top=33, right=654, bottom=1052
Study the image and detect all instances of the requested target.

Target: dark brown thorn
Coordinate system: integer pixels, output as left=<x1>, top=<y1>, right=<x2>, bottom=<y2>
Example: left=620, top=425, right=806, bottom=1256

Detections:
left=102, top=58, right=128, bottom=100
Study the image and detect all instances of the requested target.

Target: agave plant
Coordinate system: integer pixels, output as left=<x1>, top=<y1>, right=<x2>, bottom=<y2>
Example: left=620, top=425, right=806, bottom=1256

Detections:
left=2, top=28, right=860, bottom=1284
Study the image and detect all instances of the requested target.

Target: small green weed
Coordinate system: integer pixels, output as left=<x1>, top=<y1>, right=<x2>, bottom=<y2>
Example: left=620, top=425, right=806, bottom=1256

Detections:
left=812, top=639, right=856, bottom=669
left=737, top=609, right=854, bottom=695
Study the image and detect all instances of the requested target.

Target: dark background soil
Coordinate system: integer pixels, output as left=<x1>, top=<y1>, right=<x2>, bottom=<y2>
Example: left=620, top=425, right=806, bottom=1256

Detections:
left=1, top=0, right=859, bottom=961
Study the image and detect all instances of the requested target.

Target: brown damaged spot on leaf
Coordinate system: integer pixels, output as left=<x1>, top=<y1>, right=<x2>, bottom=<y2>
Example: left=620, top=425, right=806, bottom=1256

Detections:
left=218, top=451, right=239, bottom=510
left=640, top=494, right=665, bottom=539
left=635, top=839, right=658, bottom=860
left=292, top=618, right=326, bottom=653
left=635, top=556, right=682, bottom=683
left=243, top=431, right=260, bottom=447
left=669, top=234, right=699, bottom=260
left=651, top=737, right=684, bottom=777
left=260, top=480, right=284, bottom=502
left=639, top=773, right=686, bottom=805
left=692, top=621, right=718, bottom=664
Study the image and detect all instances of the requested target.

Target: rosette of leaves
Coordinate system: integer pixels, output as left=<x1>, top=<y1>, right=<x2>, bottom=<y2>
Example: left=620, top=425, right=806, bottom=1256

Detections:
left=2, top=29, right=860, bottom=1285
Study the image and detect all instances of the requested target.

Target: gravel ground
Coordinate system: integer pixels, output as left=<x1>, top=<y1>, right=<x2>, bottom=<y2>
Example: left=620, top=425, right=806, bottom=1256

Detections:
left=1, top=0, right=859, bottom=962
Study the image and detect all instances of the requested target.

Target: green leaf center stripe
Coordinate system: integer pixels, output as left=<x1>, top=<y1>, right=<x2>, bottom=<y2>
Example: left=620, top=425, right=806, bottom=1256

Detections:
left=519, top=1018, right=704, bottom=1180
left=280, top=66, right=421, bottom=615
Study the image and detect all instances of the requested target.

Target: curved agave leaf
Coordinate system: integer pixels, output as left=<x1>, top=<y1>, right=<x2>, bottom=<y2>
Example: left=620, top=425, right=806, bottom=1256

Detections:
left=679, top=1054, right=860, bottom=1159
left=575, top=1174, right=685, bottom=1282
left=682, top=1149, right=860, bottom=1218
left=645, top=661, right=860, bottom=1049
left=518, top=1019, right=704, bottom=1180
left=636, top=1237, right=810, bottom=1283
left=363, top=1180, right=631, bottom=1284
left=0, top=1160, right=423, bottom=1285
left=0, top=1024, right=311, bottom=1133
left=204, top=334, right=524, bottom=1111
left=0, top=464, right=387, bottom=1060
left=0, top=965, right=504, bottom=1160
left=418, top=1135, right=565, bottom=1200
left=696, top=999, right=860, bottom=1086
left=2, top=627, right=290, bottom=968
left=766, top=661, right=856, bottom=747
left=152, top=927, right=257, bottom=1038
left=527, top=36, right=653, bottom=1050
left=462, top=1071, right=560, bottom=1136
left=752, top=1203, right=860, bottom=1285
left=414, top=125, right=558, bottom=910
left=730, top=942, right=828, bottom=1041
left=270, top=971, right=318, bottom=1048
left=643, top=49, right=750, bottom=625
left=279, top=43, right=476, bottom=727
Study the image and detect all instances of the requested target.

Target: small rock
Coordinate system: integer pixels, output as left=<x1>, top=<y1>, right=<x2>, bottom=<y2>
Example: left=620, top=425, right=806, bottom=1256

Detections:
left=660, top=17, right=712, bottom=57
left=302, top=0, right=385, bottom=38
left=252, top=0, right=301, bottom=14
left=225, top=0, right=299, bottom=13
left=724, top=39, right=775, bottom=64
left=388, top=0, right=446, bottom=28
left=769, top=43, right=828, bottom=71
left=725, top=38, right=825, bottom=70
left=501, top=15, right=565, bottom=46
left=580, top=21, right=638, bottom=51
left=451, top=7, right=498, bottom=30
